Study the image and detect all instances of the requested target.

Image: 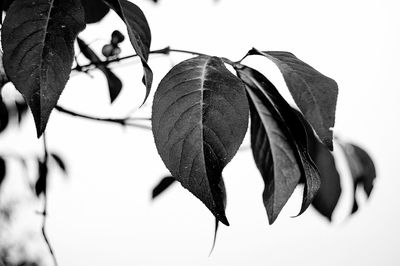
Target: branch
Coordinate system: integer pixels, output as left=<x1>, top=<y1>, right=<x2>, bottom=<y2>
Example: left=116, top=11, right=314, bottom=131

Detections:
left=73, top=46, right=208, bottom=72
left=54, top=105, right=151, bottom=130
left=41, top=134, right=58, bottom=266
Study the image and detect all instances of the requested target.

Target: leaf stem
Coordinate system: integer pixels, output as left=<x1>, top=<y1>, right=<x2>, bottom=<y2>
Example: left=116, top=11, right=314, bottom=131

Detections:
left=54, top=105, right=151, bottom=130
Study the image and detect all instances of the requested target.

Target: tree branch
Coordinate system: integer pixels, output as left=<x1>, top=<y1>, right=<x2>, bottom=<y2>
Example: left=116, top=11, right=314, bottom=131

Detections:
left=54, top=105, right=151, bottom=130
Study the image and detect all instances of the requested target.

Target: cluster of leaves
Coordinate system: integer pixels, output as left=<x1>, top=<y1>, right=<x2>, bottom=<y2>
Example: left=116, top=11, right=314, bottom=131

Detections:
left=0, top=0, right=376, bottom=236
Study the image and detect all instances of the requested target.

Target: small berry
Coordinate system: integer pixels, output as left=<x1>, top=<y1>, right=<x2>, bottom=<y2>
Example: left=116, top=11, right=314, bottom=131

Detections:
left=111, top=30, right=125, bottom=45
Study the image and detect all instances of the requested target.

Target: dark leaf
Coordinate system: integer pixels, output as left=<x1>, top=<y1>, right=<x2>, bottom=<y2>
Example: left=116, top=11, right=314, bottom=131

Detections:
left=103, top=0, right=152, bottom=103
left=50, top=153, right=67, bottom=174
left=151, top=176, right=175, bottom=199
left=1, top=0, right=86, bottom=137
left=1, top=0, right=14, bottom=11
left=35, top=159, right=48, bottom=197
left=0, top=98, right=9, bottom=133
left=301, top=114, right=341, bottom=221
left=82, top=0, right=110, bottom=23
left=236, top=64, right=320, bottom=223
left=341, top=142, right=376, bottom=214
left=210, top=178, right=226, bottom=255
left=247, top=48, right=338, bottom=150
left=15, top=99, right=28, bottom=124
left=0, top=157, right=6, bottom=188
left=77, top=37, right=122, bottom=103
left=152, top=56, right=248, bottom=225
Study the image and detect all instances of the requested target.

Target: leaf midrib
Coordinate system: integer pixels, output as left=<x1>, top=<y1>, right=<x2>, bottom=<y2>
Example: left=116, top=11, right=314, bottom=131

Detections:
left=39, top=0, right=55, bottom=129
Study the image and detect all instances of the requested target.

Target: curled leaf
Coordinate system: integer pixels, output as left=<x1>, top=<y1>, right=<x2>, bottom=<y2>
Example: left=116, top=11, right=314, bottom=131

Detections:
left=103, top=0, right=152, bottom=104
left=247, top=48, right=338, bottom=150
left=152, top=56, right=249, bottom=225
left=236, top=64, right=320, bottom=223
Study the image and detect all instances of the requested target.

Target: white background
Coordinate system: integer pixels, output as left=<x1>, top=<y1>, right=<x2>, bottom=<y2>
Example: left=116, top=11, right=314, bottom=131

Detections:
left=1, top=0, right=400, bottom=265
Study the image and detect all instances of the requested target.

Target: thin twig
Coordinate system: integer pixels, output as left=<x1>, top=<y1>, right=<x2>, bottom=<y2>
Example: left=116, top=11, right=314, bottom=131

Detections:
left=73, top=46, right=210, bottom=73
left=54, top=105, right=151, bottom=130
left=41, top=134, right=58, bottom=266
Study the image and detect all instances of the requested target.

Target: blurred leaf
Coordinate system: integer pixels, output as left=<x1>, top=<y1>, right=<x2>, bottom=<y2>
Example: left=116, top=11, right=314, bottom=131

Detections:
left=247, top=48, right=338, bottom=150
left=35, top=160, right=48, bottom=197
left=236, top=65, right=320, bottom=223
left=77, top=37, right=123, bottom=103
left=151, top=176, right=175, bottom=199
left=0, top=157, right=6, bottom=188
left=341, top=142, right=376, bottom=214
left=152, top=56, right=249, bottom=226
left=15, top=100, right=28, bottom=124
left=82, top=0, right=110, bottom=23
left=103, top=0, right=153, bottom=103
left=1, top=0, right=86, bottom=137
left=50, top=153, right=67, bottom=174
left=210, top=179, right=226, bottom=255
left=0, top=98, right=9, bottom=133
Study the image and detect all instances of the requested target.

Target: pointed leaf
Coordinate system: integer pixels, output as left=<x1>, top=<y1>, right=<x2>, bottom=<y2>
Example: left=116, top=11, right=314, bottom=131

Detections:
left=0, top=157, right=6, bottom=188
left=1, top=0, right=86, bottom=137
left=82, top=0, right=110, bottom=24
left=77, top=37, right=122, bottom=103
left=247, top=48, right=338, bottom=150
left=103, top=0, right=152, bottom=103
left=236, top=65, right=320, bottom=222
left=151, top=176, right=175, bottom=199
left=152, top=56, right=248, bottom=225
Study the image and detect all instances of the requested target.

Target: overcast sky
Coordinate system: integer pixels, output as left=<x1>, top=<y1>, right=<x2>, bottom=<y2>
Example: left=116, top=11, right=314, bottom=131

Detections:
left=1, top=0, right=400, bottom=265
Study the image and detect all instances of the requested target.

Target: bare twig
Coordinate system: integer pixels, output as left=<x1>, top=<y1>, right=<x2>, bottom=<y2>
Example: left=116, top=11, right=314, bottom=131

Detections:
left=72, top=46, right=209, bottom=73
left=41, top=134, right=58, bottom=266
left=54, top=105, right=151, bottom=130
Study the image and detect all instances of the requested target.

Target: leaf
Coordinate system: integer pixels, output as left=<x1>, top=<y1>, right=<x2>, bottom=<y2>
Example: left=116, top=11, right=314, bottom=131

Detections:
left=77, top=37, right=122, bottom=103
left=0, top=98, right=9, bottom=133
left=236, top=64, right=320, bottom=223
left=50, top=152, right=67, bottom=174
left=301, top=114, right=341, bottom=221
left=0, top=157, right=6, bottom=188
left=82, top=0, right=110, bottom=23
left=209, top=176, right=226, bottom=255
left=35, top=159, right=48, bottom=197
left=1, top=0, right=86, bottom=137
left=247, top=48, right=338, bottom=150
left=103, top=0, right=152, bottom=103
left=152, top=56, right=249, bottom=225
left=341, top=142, right=376, bottom=214
left=151, top=176, right=175, bottom=199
